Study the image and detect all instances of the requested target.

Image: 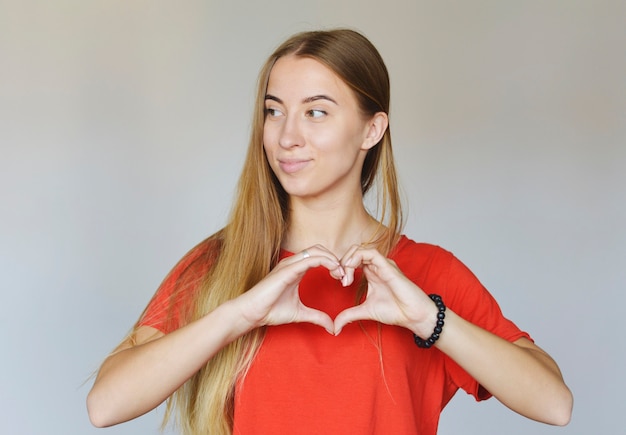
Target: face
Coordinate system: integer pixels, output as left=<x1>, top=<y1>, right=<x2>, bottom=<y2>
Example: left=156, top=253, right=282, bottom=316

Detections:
left=263, top=55, right=384, bottom=203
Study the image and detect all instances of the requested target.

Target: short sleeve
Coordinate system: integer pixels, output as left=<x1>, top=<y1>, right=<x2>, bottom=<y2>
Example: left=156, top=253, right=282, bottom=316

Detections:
left=390, top=238, right=532, bottom=402
left=138, top=238, right=218, bottom=334
left=441, top=253, right=532, bottom=401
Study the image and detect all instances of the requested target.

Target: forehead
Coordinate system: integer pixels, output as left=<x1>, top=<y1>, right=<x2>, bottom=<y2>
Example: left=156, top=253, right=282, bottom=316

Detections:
left=266, top=55, right=353, bottom=101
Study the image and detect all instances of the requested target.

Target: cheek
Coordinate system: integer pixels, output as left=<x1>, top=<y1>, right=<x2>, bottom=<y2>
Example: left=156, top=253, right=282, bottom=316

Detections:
left=319, top=125, right=364, bottom=155
left=262, top=123, right=277, bottom=152
left=262, top=126, right=278, bottom=171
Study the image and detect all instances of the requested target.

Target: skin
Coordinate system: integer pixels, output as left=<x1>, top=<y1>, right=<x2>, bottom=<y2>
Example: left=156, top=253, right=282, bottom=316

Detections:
left=263, top=56, right=379, bottom=205
left=87, top=55, right=572, bottom=428
left=262, top=56, right=388, bottom=255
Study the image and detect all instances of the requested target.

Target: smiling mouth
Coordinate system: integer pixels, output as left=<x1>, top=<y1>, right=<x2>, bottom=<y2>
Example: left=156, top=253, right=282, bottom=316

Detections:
left=278, top=159, right=310, bottom=174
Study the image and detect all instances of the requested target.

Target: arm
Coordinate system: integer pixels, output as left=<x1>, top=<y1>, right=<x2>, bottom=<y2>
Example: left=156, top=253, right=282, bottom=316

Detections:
left=334, top=246, right=573, bottom=426
left=87, top=300, right=253, bottom=427
left=436, top=311, right=572, bottom=425
left=87, top=246, right=343, bottom=427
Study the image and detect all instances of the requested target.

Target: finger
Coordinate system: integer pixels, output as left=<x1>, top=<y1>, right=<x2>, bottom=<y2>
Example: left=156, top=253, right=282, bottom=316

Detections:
left=293, top=245, right=345, bottom=279
left=275, top=256, right=345, bottom=288
left=279, top=245, right=340, bottom=267
left=342, top=247, right=399, bottom=284
left=339, top=244, right=362, bottom=287
left=340, top=245, right=381, bottom=287
left=342, top=245, right=387, bottom=268
left=305, top=244, right=341, bottom=262
left=328, top=266, right=345, bottom=281
left=333, top=305, right=373, bottom=335
left=339, top=244, right=362, bottom=265
left=296, top=306, right=335, bottom=335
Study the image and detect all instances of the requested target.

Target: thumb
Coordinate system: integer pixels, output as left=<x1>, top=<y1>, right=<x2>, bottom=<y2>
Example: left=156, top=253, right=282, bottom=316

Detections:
left=298, top=306, right=335, bottom=335
left=333, top=305, right=371, bottom=335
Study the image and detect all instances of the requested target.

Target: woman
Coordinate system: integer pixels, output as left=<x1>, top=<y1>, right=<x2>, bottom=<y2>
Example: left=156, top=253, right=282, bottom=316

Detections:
left=87, top=29, right=572, bottom=434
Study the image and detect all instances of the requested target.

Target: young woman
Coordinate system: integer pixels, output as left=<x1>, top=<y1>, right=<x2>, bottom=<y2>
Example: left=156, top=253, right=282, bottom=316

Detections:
left=87, top=29, right=572, bottom=435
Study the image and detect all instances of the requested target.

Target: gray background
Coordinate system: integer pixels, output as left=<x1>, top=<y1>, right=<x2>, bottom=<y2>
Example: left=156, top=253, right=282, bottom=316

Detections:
left=1, top=1, right=624, bottom=434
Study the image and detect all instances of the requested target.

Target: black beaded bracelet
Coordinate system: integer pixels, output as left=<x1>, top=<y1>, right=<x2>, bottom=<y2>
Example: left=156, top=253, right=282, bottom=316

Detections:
left=413, top=294, right=446, bottom=349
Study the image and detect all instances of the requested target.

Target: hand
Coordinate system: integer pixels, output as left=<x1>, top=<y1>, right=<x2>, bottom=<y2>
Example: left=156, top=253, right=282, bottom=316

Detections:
left=236, top=245, right=344, bottom=334
left=334, top=245, right=438, bottom=336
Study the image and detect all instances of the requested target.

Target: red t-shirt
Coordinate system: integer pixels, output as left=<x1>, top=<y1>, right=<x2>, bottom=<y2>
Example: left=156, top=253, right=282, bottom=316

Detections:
left=140, top=236, right=530, bottom=434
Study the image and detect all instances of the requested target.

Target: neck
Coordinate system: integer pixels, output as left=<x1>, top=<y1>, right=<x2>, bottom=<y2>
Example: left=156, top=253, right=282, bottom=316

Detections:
left=282, top=193, right=380, bottom=257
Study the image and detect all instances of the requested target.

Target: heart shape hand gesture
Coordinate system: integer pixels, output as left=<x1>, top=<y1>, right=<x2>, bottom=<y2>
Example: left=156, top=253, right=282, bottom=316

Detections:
left=236, top=245, right=438, bottom=337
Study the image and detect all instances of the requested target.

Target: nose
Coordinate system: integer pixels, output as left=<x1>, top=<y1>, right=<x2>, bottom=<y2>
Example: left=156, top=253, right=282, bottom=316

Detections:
left=278, top=115, right=304, bottom=149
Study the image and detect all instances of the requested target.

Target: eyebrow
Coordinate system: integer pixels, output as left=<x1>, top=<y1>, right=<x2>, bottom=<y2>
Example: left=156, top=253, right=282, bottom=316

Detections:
left=264, top=94, right=338, bottom=105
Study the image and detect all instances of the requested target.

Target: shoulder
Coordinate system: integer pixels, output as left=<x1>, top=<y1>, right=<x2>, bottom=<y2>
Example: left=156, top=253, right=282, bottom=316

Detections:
left=390, top=235, right=454, bottom=275
left=393, top=235, right=529, bottom=341
left=152, top=233, right=224, bottom=309
left=138, top=234, right=223, bottom=333
left=389, top=235, right=481, bottom=297
left=170, top=234, right=223, bottom=279
left=184, top=235, right=223, bottom=264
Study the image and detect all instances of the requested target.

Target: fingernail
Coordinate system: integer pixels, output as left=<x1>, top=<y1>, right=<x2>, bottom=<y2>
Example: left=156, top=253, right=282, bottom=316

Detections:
left=341, top=275, right=348, bottom=287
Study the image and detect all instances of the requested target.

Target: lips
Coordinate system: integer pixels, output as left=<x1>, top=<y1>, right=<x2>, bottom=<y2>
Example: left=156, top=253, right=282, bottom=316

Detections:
left=278, top=158, right=311, bottom=174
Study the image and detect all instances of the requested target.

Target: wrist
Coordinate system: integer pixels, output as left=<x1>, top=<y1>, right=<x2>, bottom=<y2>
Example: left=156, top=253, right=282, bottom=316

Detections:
left=217, top=299, right=259, bottom=340
left=412, top=294, right=446, bottom=349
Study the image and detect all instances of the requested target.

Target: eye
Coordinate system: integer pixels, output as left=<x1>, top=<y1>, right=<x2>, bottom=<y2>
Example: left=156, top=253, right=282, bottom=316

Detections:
left=307, top=109, right=327, bottom=119
left=265, top=107, right=283, bottom=117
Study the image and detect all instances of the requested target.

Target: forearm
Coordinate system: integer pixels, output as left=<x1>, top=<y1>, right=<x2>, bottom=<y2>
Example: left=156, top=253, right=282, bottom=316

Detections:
left=87, top=299, right=253, bottom=427
left=433, top=310, right=572, bottom=425
left=87, top=248, right=343, bottom=427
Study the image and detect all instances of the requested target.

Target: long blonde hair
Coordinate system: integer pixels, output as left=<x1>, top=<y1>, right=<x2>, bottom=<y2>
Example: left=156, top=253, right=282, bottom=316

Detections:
left=154, top=29, right=404, bottom=434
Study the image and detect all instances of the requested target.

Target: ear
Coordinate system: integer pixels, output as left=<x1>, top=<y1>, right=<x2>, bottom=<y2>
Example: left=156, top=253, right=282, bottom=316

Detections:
left=361, top=112, right=389, bottom=150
